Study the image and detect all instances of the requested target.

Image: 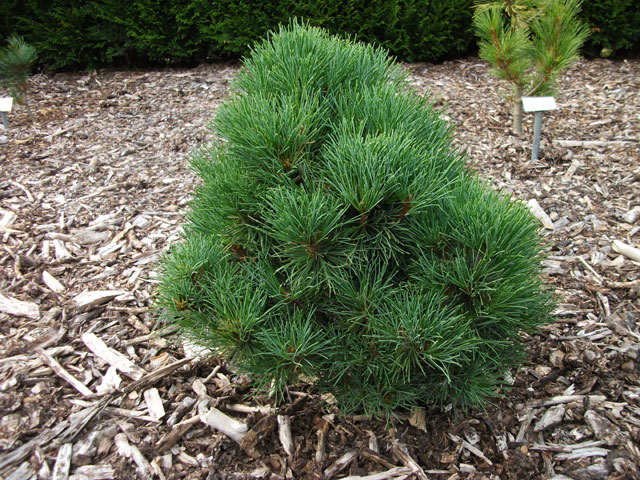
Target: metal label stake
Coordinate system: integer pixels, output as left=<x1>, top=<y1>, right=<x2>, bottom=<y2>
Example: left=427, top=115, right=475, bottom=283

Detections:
left=522, top=96, right=558, bottom=162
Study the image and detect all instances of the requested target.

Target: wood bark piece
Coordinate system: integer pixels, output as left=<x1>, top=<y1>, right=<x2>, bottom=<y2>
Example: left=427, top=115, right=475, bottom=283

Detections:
left=201, top=408, right=248, bottom=443
left=81, top=332, right=145, bottom=380
left=166, top=396, right=196, bottom=428
left=555, top=447, right=609, bottom=461
left=143, top=388, right=165, bottom=420
left=239, top=415, right=278, bottom=459
left=462, top=440, right=494, bottom=466
left=0, top=398, right=109, bottom=474
left=339, top=467, right=412, bottom=480
left=74, top=290, right=127, bottom=311
left=0, top=291, right=40, bottom=319
left=534, top=404, right=566, bottom=432
left=553, top=139, right=634, bottom=148
left=53, top=239, right=72, bottom=260
left=36, top=348, right=93, bottom=396
left=360, top=449, right=396, bottom=470
left=408, top=407, right=427, bottom=432
left=123, top=357, right=193, bottom=394
left=324, top=448, right=359, bottom=479
left=315, top=418, right=330, bottom=464
left=95, top=366, right=122, bottom=395
left=125, top=324, right=179, bottom=346
left=114, top=433, right=152, bottom=480
left=277, top=415, right=295, bottom=457
left=5, top=462, right=34, bottom=480
left=622, top=206, right=640, bottom=224
left=72, top=465, right=115, bottom=480
left=226, top=403, right=275, bottom=415
left=389, top=439, right=428, bottom=480
left=42, top=270, right=66, bottom=293
left=72, top=426, right=118, bottom=466
left=527, top=199, right=555, bottom=230
left=612, top=240, right=640, bottom=263
left=52, top=443, right=73, bottom=480
left=584, top=410, right=626, bottom=445
left=516, top=408, right=538, bottom=442
left=156, top=415, right=200, bottom=452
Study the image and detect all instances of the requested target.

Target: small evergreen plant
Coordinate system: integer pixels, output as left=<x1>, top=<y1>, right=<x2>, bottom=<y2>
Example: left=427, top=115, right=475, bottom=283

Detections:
left=0, top=36, right=37, bottom=119
left=157, top=22, right=553, bottom=417
left=473, top=0, right=589, bottom=135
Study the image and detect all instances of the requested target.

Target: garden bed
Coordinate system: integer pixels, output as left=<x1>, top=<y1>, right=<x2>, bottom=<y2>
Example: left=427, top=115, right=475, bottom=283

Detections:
left=0, top=57, right=639, bottom=479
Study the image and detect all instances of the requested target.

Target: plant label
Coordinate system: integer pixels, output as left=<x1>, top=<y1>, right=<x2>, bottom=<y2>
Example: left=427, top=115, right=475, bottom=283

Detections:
left=522, top=96, right=557, bottom=112
left=0, top=97, right=13, bottom=112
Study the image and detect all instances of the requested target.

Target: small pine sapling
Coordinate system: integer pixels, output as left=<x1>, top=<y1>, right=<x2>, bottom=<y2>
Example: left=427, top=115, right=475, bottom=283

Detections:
left=0, top=36, right=37, bottom=120
left=157, top=22, right=554, bottom=419
left=473, top=0, right=589, bottom=134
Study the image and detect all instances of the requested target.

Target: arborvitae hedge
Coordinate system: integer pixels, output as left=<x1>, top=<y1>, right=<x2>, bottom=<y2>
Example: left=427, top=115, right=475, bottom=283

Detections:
left=580, top=0, right=640, bottom=57
left=3, top=1, right=637, bottom=70
left=157, top=22, right=553, bottom=417
left=3, top=0, right=475, bottom=70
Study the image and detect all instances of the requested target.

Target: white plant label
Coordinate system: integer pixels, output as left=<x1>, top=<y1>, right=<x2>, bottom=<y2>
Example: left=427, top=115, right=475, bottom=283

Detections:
left=522, top=96, right=557, bottom=112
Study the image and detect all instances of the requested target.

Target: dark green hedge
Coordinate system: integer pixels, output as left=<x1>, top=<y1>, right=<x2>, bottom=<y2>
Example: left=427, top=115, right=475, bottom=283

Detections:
left=580, top=0, right=640, bottom=57
left=2, top=0, right=475, bottom=70
left=1, top=0, right=637, bottom=71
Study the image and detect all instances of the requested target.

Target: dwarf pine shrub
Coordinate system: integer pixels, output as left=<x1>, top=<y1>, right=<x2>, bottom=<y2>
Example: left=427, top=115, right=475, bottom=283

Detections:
left=157, top=22, right=553, bottom=417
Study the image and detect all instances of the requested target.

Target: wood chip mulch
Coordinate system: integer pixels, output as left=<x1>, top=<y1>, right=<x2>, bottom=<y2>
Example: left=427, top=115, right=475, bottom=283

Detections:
left=0, top=57, right=639, bottom=480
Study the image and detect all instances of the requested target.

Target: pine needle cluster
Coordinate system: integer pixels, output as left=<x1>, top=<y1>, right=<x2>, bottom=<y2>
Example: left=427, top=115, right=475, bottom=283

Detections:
left=0, top=36, right=37, bottom=118
left=157, top=21, right=553, bottom=417
left=473, top=0, right=589, bottom=133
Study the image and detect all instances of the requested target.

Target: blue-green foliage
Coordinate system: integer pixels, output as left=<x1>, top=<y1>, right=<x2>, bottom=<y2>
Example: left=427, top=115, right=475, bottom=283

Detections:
left=157, top=23, right=553, bottom=416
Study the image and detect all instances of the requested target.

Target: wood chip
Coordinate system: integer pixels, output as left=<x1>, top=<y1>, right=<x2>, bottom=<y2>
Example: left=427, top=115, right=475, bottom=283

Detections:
left=36, top=348, right=93, bottom=397
left=143, top=388, right=165, bottom=421
left=42, top=270, right=66, bottom=293
left=52, top=443, right=73, bottom=480
left=74, top=290, right=128, bottom=311
left=584, top=410, right=626, bottom=446
left=201, top=407, right=248, bottom=443
left=114, top=433, right=152, bottom=480
left=408, top=407, right=427, bottom=432
left=324, top=448, right=359, bottom=479
left=527, top=198, right=555, bottom=230
left=339, top=467, right=413, bottom=480
left=81, top=332, right=145, bottom=380
left=555, top=446, right=609, bottom=461
left=0, top=291, right=40, bottom=319
left=156, top=415, right=200, bottom=452
left=95, top=366, right=122, bottom=395
left=612, top=240, right=640, bottom=263
left=277, top=415, right=295, bottom=457
left=123, top=357, right=192, bottom=394
left=389, top=438, right=428, bottom=480
left=534, top=404, right=566, bottom=432
left=553, top=139, right=635, bottom=148
left=71, top=465, right=115, bottom=480
left=239, top=415, right=278, bottom=459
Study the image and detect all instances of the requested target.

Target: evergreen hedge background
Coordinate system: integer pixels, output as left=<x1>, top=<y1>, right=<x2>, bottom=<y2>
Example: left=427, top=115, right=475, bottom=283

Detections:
left=2, top=0, right=637, bottom=71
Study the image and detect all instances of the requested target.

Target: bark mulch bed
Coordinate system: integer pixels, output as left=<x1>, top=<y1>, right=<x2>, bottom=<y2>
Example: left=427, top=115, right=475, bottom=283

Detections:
left=0, top=57, right=639, bottom=480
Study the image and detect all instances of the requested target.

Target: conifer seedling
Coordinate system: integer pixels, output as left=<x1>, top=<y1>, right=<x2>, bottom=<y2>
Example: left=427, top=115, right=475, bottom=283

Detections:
left=0, top=36, right=37, bottom=120
left=157, top=22, right=553, bottom=418
left=473, top=0, right=589, bottom=135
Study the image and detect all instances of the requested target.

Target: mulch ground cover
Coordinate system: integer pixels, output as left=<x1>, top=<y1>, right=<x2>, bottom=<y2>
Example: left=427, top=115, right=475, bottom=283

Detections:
left=0, top=57, right=639, bottom=480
